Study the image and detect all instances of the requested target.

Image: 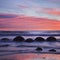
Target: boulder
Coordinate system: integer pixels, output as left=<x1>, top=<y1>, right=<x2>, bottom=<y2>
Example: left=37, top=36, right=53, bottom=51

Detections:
left=36, top=47, right=42, bottom=51
left=1, top=38, right=10, bottom=42
left=49, top=49, right=56, bottom=52
left=0, top=44, right=9, bottom=47
left=35, top=37, right=45, bottom=42
left=13, top=36, right=25, bottom=42
left=46, top=36, right=57, bottom=42
left=25, top=38, right=34, bottom=43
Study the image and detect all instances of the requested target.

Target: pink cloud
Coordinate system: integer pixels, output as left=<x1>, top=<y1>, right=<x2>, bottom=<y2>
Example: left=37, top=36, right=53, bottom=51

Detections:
left=0, top=13, right=60, bottom=31
left=37, top=8, right=60, bottom=16
left=48, top=0, right=60, bottom=2
left=43, top=8, right=60, bottom=15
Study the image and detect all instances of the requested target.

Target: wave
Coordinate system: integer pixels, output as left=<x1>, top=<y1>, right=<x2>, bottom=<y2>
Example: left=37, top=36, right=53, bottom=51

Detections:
left=0, top=31, right=60, bottom=36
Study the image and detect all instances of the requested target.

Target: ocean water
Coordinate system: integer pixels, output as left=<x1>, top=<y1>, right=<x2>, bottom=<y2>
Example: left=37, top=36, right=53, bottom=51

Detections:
left=0, top=31, right=60, bottom=55
left=0, top=31, right=60, bottom=60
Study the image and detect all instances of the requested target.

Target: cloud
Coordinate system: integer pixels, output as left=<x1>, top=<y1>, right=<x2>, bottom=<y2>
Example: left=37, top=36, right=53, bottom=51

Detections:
left=36, top=8, right=60, bottom=16
left=42, top=8, right=60, bottom=16
left=0, top=14, right=17, bottom=18
left=17, top=4, right=28, bottom=9
left=0, top=14, right=60, bottom=31
left=48, top=0, right=60, bottom=2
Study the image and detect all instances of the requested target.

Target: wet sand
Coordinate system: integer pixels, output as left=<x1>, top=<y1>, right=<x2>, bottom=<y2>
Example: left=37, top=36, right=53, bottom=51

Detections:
left=0, top=53, right=60, bottom=60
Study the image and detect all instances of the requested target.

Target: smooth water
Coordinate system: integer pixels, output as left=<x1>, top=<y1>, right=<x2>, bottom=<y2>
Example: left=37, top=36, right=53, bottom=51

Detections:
left=0, top=31, right=60, bottom=56
left=0, top=41, right=60, bottom=56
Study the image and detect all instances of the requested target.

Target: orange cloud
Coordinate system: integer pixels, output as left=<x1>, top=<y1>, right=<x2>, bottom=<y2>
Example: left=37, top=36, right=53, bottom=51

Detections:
left=32, top=6, right=60, bottom=16
left=41, top=8, right=60, bottom=16
left=0, top=14, right=60, bottom=31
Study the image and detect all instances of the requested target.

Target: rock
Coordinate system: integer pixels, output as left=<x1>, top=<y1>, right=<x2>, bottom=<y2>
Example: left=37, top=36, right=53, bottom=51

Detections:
left=36, top=47, right=42, bottom=51
left=49, top=49, right=56, bottom=52
left=13, top=36, right=25, bottom=42
left=35, top=37, right=45, bottom=42
left=0, top=44, right=9, bottom=47
left=46, top=36, right=57, bottom=42
left=1, top=38, right=10, bottom=42
left=25, top=38, right=34, bottom=43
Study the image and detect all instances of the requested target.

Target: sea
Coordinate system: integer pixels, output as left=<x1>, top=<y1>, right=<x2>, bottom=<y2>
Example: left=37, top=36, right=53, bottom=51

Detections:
left=0, top=31, right=60, bottom=60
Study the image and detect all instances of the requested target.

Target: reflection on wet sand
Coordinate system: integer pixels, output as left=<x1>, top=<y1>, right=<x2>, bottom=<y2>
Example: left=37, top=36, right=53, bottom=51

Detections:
left=0, top=53, right=60, bottom=60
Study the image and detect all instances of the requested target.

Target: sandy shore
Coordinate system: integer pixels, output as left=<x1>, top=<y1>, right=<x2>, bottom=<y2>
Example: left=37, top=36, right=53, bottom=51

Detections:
left=0, top=53, right=60, bottom=60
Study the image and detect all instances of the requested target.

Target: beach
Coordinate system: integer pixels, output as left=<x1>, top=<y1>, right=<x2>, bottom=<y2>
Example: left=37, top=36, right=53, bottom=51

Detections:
left=0, top=0, right=60, bottom=59
left=0, top=53, right=60, bottom=60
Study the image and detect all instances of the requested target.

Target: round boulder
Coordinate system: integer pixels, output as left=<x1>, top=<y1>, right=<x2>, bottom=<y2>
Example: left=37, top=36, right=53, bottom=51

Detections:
left=46, top=36, right=57, bottom=42
left=25, top=38, right=34, bottom=43
left=13, top=36, right=25, bottom=42
left=36, top=47, right=43, bottom=51
left=35, top=37, right=45, bottom=42
left=49, top=49, right=56, bottom=52
left=0, top=44, right=9, bottom=47
left=1, top=38, right=10, bottom=42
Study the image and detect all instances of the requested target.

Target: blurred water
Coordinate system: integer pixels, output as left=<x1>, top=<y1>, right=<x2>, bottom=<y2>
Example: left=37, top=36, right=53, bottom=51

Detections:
left=0, top=31, right=60, bottom=59
left=0, top=41, right=60, bottom=56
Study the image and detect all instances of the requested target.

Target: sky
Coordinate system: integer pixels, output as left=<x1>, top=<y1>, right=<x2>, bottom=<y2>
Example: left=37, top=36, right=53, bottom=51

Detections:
left=0, top=0, right=60, bottom=31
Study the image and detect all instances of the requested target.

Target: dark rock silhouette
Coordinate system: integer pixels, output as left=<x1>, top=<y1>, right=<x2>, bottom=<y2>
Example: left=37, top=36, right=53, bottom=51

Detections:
left=35, top=37, right=45, bottom=42
left=36, top=47, right=42, bottom=51
left=46, top=36, right=57, bottom=42
left=49, top=49, right=56, bottom=52
left=0, top=44, right=9, bottom=47
left=13, top=36, right=25, bottom=42
left=25, top=38, right=34, bottom=43
left=1, top=38, right=10, bottom=42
